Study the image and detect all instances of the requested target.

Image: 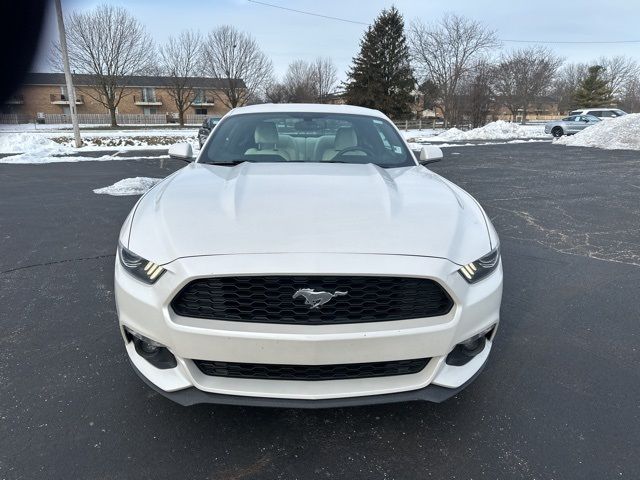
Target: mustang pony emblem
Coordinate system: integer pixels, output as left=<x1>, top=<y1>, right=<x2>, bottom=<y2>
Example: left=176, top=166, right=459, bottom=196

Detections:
left=292, top=288, right=348, bottom=309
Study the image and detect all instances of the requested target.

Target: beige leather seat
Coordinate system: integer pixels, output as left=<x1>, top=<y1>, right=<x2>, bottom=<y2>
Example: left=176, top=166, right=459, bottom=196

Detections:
left=313, top=135, right=334, bottom=160
left=244, top=122, right=290, bottom=161
left=321, top=127, right=359, bottom=161
left=277, top=134, right=298, bottom=160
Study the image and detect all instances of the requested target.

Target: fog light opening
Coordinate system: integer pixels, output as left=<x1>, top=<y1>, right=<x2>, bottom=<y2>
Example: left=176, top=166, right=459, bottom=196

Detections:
left=123, top=326, right=177, bottom=370
left=139, top=340, right=160, bottom=355
left=460, top=335, right=486, bottom=355
left=446, top=325, right=495, bottom=367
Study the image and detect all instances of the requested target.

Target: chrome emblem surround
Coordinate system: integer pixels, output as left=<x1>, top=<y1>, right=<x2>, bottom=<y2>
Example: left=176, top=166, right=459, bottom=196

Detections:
left=292, top=288, right=349, bottom=309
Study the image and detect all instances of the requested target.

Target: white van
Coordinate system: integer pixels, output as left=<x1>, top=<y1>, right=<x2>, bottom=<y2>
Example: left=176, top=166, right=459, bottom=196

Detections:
left=569, top=108, right=627, bottom=119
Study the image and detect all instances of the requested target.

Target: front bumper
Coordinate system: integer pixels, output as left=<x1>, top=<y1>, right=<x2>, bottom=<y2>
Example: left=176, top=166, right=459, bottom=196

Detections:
left=115, top=253, right=502, bottom=406
left=129, top=355, right=489, bottom=408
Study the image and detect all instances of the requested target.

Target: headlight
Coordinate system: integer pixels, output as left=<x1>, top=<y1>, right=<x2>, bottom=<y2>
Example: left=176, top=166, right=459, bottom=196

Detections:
left=458, top=246, right=500, bottom=283
left=118, top=243, right=165, bottom=284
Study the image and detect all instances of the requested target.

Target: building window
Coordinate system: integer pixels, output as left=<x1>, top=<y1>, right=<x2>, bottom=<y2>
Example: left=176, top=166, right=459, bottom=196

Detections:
left=143, top=107, right=158, bottom=115
left=60, top=85, right=77, bottom=101
left=141, top=87, right=156, bottom=102
left=195, top=108, right=208, bottom=115
left=193, top=89, right=213, bottom=104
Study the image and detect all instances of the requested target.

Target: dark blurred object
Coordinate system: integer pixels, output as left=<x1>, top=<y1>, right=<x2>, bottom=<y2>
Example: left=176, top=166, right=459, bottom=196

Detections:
left=0, top=0, right=48, bottom=103
left=198, top=117, right=222, bottom=147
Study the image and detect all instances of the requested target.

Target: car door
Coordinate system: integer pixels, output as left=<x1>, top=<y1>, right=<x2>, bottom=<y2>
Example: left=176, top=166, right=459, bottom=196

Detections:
left=576, top=115, right=600, bottom=131
left=565, top=116, right=582, bottom=133
left=573, top=116, right=590, bottom=131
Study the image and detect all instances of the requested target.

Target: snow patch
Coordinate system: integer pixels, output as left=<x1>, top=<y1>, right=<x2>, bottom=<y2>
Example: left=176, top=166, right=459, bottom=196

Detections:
left=0, top=153, right=169, bottom=164
left=93, top=177, right=163, bottom=196
left=0, top=132, right=68, bottom=155
left=413, top=121, right=549, bottom=142
left=555, top=113, right=640, bottom=150
left=401, top=129, right=438, bottom=142
left=0, top=128, right=197, bottom=155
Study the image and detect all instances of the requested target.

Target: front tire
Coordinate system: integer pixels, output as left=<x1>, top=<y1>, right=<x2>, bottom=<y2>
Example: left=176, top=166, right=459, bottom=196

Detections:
left=551, top=126, right=564, bottom=138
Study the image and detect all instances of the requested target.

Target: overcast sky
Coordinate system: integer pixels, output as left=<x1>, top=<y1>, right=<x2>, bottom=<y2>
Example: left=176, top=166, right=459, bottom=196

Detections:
left=34, top=0, right=640, bottom=81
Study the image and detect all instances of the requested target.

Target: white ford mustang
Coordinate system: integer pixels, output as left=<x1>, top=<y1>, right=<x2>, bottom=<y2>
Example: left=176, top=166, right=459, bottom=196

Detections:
left=115, top=104, right=503, bottom=407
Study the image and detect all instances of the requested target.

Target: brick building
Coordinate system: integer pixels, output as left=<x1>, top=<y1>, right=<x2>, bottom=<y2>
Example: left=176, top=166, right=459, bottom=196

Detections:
left=3, top=72, right=240, bottom=120
left=492, top=96, right=562, bottom=122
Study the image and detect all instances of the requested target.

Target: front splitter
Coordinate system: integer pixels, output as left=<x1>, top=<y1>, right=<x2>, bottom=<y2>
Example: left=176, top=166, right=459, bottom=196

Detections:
left=129, top=359, right=486, bottom=409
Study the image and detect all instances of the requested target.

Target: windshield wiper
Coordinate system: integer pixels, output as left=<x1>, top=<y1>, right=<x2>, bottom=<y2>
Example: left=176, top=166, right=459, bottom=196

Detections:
left=205, top=160, right=248, bottom=166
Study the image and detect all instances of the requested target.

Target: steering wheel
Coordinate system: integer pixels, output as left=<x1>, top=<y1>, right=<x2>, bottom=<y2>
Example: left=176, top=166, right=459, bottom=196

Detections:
left=332, top=145, right=374, bottom=160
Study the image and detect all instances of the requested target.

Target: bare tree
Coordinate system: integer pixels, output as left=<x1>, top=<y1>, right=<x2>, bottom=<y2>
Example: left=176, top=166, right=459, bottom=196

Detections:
left=202, top=26, right=273, bottom=108
left=312, top=57, right=337, bottom=103
left=460, top=59, right=495, bottom=127
left=493, top=47, right=563, bottom=123
left=416, top=79, right=439, bottom=118
left=265, top=58, right=337, bottom=104
left=283, top=60, right=317, bottom=102
left=552, top=62, right=589, bottom=113
left=597, top=56, right=640, bottom=100
left=619, top=77, right=640, bottom=112
left=409, top=14, right=498, bottom=126
left=264, top=81, right=288, bottom=103
left=492, top=60, right=520, bottom=121
left=160, top=30, right=203, bottom=126
left=552, top=57, right=639, bottom=111
left=51, top=5, right=154, bottom=127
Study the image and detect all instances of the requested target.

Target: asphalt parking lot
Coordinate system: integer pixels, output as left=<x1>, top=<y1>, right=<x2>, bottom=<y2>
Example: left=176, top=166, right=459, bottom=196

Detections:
left=1, top=142, right=639, bottom=479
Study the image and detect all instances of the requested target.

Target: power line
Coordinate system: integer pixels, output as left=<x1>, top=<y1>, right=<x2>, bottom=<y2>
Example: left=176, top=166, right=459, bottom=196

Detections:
left=246, top=0, right=369, bottom=25
left=247, top=0, right=640, bottom=45
left=502, top=39, right=640, bottom=44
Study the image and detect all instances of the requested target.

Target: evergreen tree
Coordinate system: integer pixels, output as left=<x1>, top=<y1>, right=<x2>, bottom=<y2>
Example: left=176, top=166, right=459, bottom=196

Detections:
left=573, top=65, right=614, bottom=107
left=344, top=7, right=415, bottom=118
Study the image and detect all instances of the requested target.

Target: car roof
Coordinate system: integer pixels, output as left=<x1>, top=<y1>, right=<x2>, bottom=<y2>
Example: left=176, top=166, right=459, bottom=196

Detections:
left=226, top=103, right=388, bottom=119
left=573, top=108, right=617, bottom=112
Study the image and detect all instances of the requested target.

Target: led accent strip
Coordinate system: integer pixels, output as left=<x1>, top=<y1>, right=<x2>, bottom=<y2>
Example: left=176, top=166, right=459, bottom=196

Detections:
left=460, top=263, right=476, bottom=280
left=149, top=266, right=165, bottom=280
left=143, top=261, right=165, bottom=280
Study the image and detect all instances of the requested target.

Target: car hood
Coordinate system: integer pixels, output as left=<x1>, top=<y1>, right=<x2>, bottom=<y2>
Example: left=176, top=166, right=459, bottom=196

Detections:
left=127, top=162, right=493, bottom=265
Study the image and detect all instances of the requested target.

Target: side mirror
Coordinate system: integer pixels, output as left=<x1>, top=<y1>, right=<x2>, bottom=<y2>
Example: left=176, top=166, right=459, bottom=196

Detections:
left=419, top=145, right=443, bottom=165
left=168, top=143, right=193, bottom=162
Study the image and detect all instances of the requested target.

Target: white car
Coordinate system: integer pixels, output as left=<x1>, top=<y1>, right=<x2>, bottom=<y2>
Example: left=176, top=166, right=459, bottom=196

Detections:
left=115, top=104, right=503, bottom=407
left=569, top=108, right=627, bottom=119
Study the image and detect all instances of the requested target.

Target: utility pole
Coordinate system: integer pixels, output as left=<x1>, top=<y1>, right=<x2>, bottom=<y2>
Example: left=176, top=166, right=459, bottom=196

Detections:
left=54, top=0, right=82, bottom=147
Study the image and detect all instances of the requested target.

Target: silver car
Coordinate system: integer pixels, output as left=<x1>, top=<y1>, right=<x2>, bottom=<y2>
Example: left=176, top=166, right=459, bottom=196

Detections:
left=545, top=114, right=601, bottom=138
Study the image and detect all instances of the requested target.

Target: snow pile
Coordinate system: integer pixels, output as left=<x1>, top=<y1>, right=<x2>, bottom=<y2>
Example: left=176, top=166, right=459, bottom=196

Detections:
left=0, top=153, right=170, bottom=164
left=0, top=127, right=197, bottom=163
left=93, top=177, right=163, bottom=196
left=402, top=129, right=438, bottom=142
left=429, top=121, right=547, bottom=141
left=51, top=129, right=198, bottom=149
left=0, top=128, right=197, bottom=152
left=555, top=113, right=640, bottom=150
left=0, top=132, right=69, bottom=154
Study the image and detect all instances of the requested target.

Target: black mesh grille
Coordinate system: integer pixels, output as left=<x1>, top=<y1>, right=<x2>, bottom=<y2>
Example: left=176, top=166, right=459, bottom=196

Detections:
left=193, top=358, right=430, bottom=381
left=171, top=275, right=453, bottom=325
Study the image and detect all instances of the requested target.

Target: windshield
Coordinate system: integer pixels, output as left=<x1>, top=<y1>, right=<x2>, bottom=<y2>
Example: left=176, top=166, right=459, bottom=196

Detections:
left=198, top=112, right=415, bottom=168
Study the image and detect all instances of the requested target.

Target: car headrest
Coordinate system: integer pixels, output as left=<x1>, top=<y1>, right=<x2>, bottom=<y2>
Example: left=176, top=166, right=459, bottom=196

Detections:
left=255, top=122, right=278, bottom=145
left=334, top=127, right=357, bottom=150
